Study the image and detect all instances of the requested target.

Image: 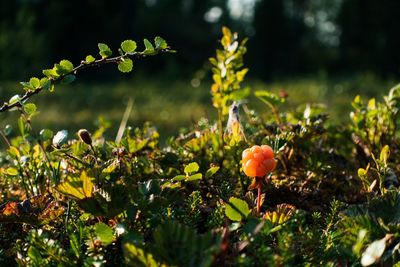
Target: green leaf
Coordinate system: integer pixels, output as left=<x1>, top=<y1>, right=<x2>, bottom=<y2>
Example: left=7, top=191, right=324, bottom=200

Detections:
left=102, top=160, right=119, bottom=174
left=154, top=36, right=167, bottom=49
left=172, top=175, right=186, bottom=181
left=380, top=145, right=390, bottom=164
left=56, top=171, right=93, bottom=200
left=6, top=167, right=19, bottom=176
left=43, top=68, right=59, bottom=78
left=118, top=58, right=133, bottom=73
left=205, top=166, right=220, bottom=178
left=85, top=55, right=96, bottom=63
left=255, top=90, right=285, bottom=106
left=17, top=116, right=26, bottom=136
left=184, top=162, right=199, bottom=174
left=29, top=77, right=41, bottom=89
left=143, top=39, right=155, bottom=54
left=69, top=234, right=80, bottom=258
left=358, top=168, right=367, bottom=177
left=59, top=59, right=74, bottom=72
left=352, top=95, right=363, bottom=109
left=40, top=129, right=54, bottom=141
left=7, top=146, right=20, bottom=159
left=9, top=95, right=21, bottom=105
left=20, top=81, right=34, bottom=90
left=98, top=43, right=112, bottom=58
left=367, top=98, right=376, bottom=109
left=187, top=173, right=202, bottom=181
left=24, top=103, right=37, bottom=115
left=40, top=78, right=51, bottom=90
left=121, top=40, right=137, bottom=53
left=94, top=222, right=114, bottom=246
left=225, top=197, right=250, bottom=221
left=228, top=87, right=250, bottom=101
left=61, top=74, right=76, bottom=85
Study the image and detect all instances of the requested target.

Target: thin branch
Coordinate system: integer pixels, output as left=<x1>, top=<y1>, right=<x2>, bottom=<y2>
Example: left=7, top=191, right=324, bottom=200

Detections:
left=0, top=129, right=11, bottom=148
left=0, top=48, right=172, bottom=113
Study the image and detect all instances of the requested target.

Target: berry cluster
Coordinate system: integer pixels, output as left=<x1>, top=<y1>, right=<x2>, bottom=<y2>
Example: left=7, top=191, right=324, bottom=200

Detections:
left=242, top=145, right=276, bottom=177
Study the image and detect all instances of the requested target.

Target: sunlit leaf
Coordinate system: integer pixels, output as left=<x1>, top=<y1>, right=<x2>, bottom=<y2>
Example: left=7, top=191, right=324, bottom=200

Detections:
left=94, top=222, right=114, bottom=246
left=184, top=162, right=199, bottom=174
left=225, top=197, right=250, bottom=221
left=121, top=40, right=137, bottom=53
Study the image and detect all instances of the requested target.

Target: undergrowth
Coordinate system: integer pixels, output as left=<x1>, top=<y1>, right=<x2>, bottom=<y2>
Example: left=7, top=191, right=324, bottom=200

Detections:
left=1, top=27, right=400, bottom=266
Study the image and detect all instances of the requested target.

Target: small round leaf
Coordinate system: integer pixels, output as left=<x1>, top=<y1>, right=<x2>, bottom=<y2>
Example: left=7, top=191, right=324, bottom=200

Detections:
left=118, top=58, right=133, bottom=73
left=121, top=40, right=137, bottom=53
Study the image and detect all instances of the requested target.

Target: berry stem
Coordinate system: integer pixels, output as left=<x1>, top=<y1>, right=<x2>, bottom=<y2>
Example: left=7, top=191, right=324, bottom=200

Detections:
left=257, top=181, right=262, bottom=214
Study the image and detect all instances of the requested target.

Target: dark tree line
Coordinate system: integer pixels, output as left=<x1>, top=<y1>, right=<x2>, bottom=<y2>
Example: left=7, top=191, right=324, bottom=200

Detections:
left=0, top=0, right=399, bottom=80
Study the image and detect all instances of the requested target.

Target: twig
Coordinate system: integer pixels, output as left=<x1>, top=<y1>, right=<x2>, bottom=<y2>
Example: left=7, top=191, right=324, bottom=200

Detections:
left=0, top=129, right=11, bottom=148
left=0, top=48, right=172, bottom=113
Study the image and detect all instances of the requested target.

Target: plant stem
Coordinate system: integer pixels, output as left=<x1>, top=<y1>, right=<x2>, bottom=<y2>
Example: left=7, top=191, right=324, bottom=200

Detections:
left=0, top=129, right=10, bottom=148
left=65, top=200, right=71, bottom=232
left=257, top=181, right=262, bottom=214
left=38, top=141, right=54, bottom=189
left=218, top=108, right=224, bottom=149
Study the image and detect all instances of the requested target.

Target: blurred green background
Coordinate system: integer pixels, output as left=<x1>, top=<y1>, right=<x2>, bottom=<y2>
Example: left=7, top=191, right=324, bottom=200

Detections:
left=1, top=0, right=400, bottom=140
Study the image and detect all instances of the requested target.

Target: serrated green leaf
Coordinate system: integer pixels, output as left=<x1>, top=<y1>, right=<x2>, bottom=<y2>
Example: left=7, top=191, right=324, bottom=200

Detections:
left=24, top=103, right=37, bottom=115
left=59, top=60, right=74, bottom=72
left=154, top=36, right=167, bottom=49
left=85, top=55, right=95, bottom=63
left=20, top=81, right=33, bottom=90
left=206, top=166, right=220, bottom=178
left=118, top=58, right=133, bottom=73
left=98, top=43, right=112, bottom=58
left=40, top=78, right=51, bottom=90
left=98, top=43, right=110, bottom=51
left=94, top=222, right=114, bottom=246
left=184, top=162, right=199, bottom=174
left=61, top=74, right=76, bottom=85
left=42, top=68, right=59, bottom=78
left=121, top=40, right=137, bottom=53
left=225, top=197, right=250, bottom=221
left=55, top=64, right=68, bottom=75
left=29, top=77, right=41, bottom=89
